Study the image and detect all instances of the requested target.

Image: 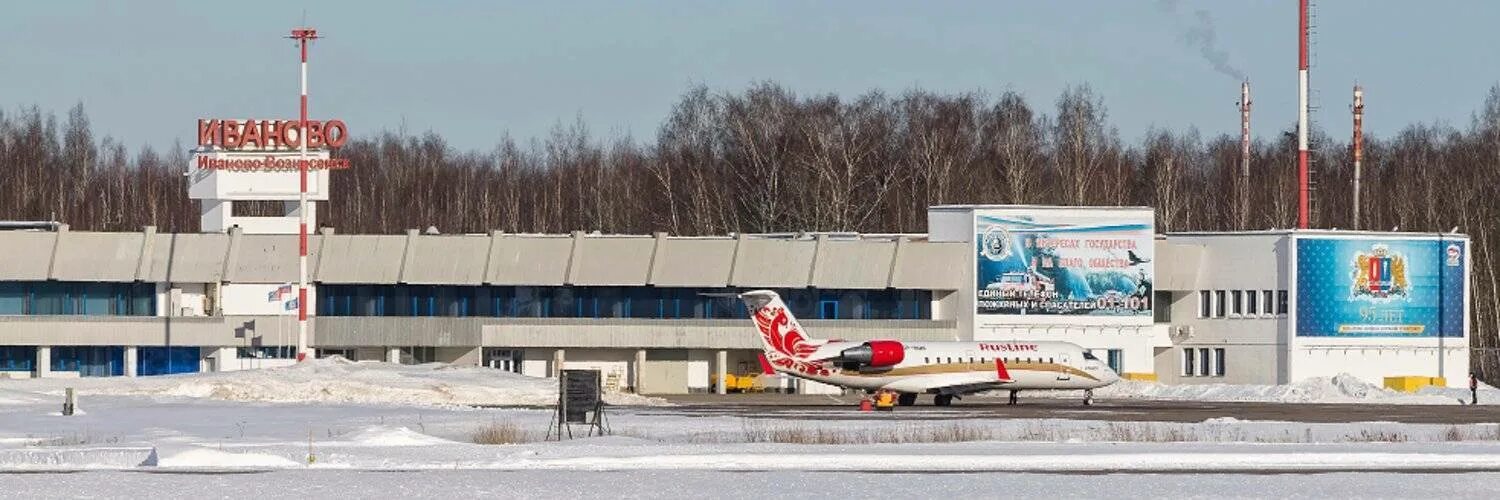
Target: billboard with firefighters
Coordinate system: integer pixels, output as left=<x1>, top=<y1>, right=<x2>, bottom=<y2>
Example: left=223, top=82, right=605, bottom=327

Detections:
left=974, top=208, right=1154, bottom=322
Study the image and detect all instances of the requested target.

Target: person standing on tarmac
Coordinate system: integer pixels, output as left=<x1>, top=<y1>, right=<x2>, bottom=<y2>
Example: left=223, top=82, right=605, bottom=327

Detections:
left=1472, top=373, right=1480, bottom=405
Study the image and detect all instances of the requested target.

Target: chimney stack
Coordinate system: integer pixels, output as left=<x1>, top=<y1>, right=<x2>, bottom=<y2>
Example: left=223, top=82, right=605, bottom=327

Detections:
left=1238, top=80, right=1252, bottom=230
left=1352, top=85, right=1364, bottom=229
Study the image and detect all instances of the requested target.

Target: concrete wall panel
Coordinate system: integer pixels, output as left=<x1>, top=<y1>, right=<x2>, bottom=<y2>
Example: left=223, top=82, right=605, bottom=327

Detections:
left=812, top=239, right=896, bottom=289
left=0, top=315, right=246, bottom=346
left=487, top=236, right=572, bottom=285
left=650, top=238, right=736, bottom=286
left=316, top=235, right=406, bottom=284
left=313, top=317, right=482, bottom=347
left=889, top=241, right=966, bottom=290
left=1155, top=241, right=1205, bottom=291
left=51, top=232, right=142, bottom=281
left=571, top=237, right=654, bottom=285
left=232, top=234, right=323, bottom=283
left=0, top=232, right=57, bottom=280
left=150, top=233, right=229, bottom=283
left=730, top=239, right=816, bottom=288
left=404, top=235, right=490, bottom=285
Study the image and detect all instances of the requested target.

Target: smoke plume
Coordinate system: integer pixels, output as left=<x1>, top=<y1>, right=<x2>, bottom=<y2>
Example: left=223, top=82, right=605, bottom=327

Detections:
left=1158, top=1, right=1246, bottom=81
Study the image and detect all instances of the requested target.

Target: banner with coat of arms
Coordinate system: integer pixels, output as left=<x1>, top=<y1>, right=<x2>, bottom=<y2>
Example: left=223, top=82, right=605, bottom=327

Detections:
left=1295, top=237, right=1466, bottom=337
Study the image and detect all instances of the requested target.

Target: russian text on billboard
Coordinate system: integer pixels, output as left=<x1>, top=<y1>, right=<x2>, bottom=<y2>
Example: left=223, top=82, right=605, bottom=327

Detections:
left=974, top=210, right=1154, bottom=318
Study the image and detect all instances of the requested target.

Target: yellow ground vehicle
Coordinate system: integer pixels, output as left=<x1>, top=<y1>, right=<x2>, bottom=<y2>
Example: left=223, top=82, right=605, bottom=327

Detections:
left=718, top=373, right=763, bottom=393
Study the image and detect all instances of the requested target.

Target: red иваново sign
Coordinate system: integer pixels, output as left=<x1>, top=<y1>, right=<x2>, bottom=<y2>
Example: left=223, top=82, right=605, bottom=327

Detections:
left=198, top=119, right=348, bottom=149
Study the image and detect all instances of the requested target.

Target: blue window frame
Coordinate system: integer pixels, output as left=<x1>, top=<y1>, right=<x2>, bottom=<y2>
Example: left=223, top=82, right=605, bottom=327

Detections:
left=0, top=283, right=23, bottom=314
left=0, top=282, right=155, bottom=316
left=314, top=285, right=932, bottom=321
left=50, top=346, right=125, bottom=377
left=138, top=346, right=200, bottom=376
left=0, top=346, right=35, bottom=371
left=818, top=300, right=838, bottom=319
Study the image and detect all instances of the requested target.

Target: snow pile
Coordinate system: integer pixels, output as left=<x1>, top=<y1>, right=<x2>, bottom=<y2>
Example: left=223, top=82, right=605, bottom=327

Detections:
left=141, top=446, right=298, bottom=468
left=1417, top=381, right=1500, bottom=405
left=1092, top=374, right=1460, bottom=404
left=343, top=426, right=454, bottom=447
left=2, top=358, right=663, bottom=407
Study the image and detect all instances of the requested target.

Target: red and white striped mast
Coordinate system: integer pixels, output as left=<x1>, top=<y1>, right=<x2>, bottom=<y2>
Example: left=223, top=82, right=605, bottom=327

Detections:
left=1238, top=80, right=1251, bottom=230
left=1352, top=85, right=1364, bottom=229
left=1296, top=0, right=1311, bottom=229
left=289, top=26, right=319, bottom=361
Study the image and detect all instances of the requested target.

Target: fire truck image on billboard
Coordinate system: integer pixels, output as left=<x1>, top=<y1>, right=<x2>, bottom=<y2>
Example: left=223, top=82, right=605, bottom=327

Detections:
left=975, top=208, right=1154, bottom=317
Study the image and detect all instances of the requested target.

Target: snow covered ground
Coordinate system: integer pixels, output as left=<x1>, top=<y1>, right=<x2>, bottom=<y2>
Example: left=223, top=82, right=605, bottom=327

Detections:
left=1023, top=373, right=1499, bottom=405
left=6, top=470, right=1500, bottom=499
left=0, top=358, right=661, bottom=407
left=2, top=361, right=1499, bottom=497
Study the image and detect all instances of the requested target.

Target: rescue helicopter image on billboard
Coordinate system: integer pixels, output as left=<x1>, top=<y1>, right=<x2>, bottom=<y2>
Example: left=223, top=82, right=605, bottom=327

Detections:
left=739, top=290, right=1120, bottom=406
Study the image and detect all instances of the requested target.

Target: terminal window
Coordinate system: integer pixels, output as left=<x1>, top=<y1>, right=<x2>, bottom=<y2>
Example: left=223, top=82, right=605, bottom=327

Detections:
left=1107, top=349, right=1123, bottom=374
left=0, top=346, right=36, bottom=372
left=1182, top=348, right=1195, bottom=376
left=1154, top=291, right=1172, bottom=323
left=317, top=285, right=932, bottom=321
left=0, top=282, right=156, bottom=316
left=1198, top=291, right=1211, bottom=318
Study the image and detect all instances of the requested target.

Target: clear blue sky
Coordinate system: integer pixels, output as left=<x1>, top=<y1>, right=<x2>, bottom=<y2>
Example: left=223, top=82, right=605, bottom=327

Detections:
left=3, top=1, right=1498, bottom=153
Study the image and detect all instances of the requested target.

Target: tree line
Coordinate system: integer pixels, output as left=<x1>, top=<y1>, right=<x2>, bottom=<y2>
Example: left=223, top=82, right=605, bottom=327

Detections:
left=2, top=82, right=1498, bottom=379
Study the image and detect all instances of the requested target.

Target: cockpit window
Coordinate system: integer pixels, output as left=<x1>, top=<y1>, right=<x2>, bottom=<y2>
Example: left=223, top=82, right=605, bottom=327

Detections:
left=1082, top=352, right=1099, bottom=361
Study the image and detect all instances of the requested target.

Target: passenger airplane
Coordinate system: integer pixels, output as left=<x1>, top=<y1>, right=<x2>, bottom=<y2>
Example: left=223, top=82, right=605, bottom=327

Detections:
left=740, top=290, right=1120, bottom=406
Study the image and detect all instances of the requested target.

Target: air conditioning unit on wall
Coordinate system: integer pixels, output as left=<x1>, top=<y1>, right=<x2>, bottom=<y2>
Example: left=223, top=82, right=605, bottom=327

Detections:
left=1169, top=325, right=1195, bottom=344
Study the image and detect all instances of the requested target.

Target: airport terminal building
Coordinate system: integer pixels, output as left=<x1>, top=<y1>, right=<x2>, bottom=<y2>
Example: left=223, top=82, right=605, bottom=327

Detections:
left=0, top=209, right=1471, bottom=392
left=0, top=122, right=1473, bottom=392
left=0, top=226, right=963, bottom=393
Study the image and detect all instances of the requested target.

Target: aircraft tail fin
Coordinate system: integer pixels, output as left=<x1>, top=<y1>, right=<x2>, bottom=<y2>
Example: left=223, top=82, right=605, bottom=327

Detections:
left=739, top=290, right=823, bottom=361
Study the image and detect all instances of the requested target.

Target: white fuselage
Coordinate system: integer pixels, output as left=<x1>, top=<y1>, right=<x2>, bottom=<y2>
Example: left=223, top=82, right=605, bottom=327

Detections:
left=782, top=340, right=1119, bottom=395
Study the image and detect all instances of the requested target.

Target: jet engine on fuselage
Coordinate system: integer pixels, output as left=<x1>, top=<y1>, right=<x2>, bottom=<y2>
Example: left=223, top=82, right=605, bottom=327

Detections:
left=834, top=340, right=905, bottom=370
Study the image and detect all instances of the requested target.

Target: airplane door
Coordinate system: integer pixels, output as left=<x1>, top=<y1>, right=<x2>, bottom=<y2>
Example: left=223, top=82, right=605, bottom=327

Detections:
left=1056, top=353, right=1071, bottom=381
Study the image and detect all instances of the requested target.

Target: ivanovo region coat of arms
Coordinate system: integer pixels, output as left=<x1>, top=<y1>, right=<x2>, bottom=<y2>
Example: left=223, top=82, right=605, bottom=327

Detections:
left=1350, top=244, right=1408, bottom=299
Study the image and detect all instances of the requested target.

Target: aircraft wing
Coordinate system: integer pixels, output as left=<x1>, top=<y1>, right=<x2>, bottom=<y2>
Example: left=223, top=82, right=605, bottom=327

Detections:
left=929, top=381, right=1012, bottom=396
left=878, top=359, right=1015, bottom=394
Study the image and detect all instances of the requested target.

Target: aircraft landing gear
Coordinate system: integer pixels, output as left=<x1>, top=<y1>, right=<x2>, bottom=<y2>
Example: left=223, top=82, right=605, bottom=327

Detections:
left=897, top=393, right=918, bottom=406
left=1083, top=389, right=1094, bottom=406
left=934, top=394, right=954, bottom=407
left=1008, top=390, right=1019, bottom=406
